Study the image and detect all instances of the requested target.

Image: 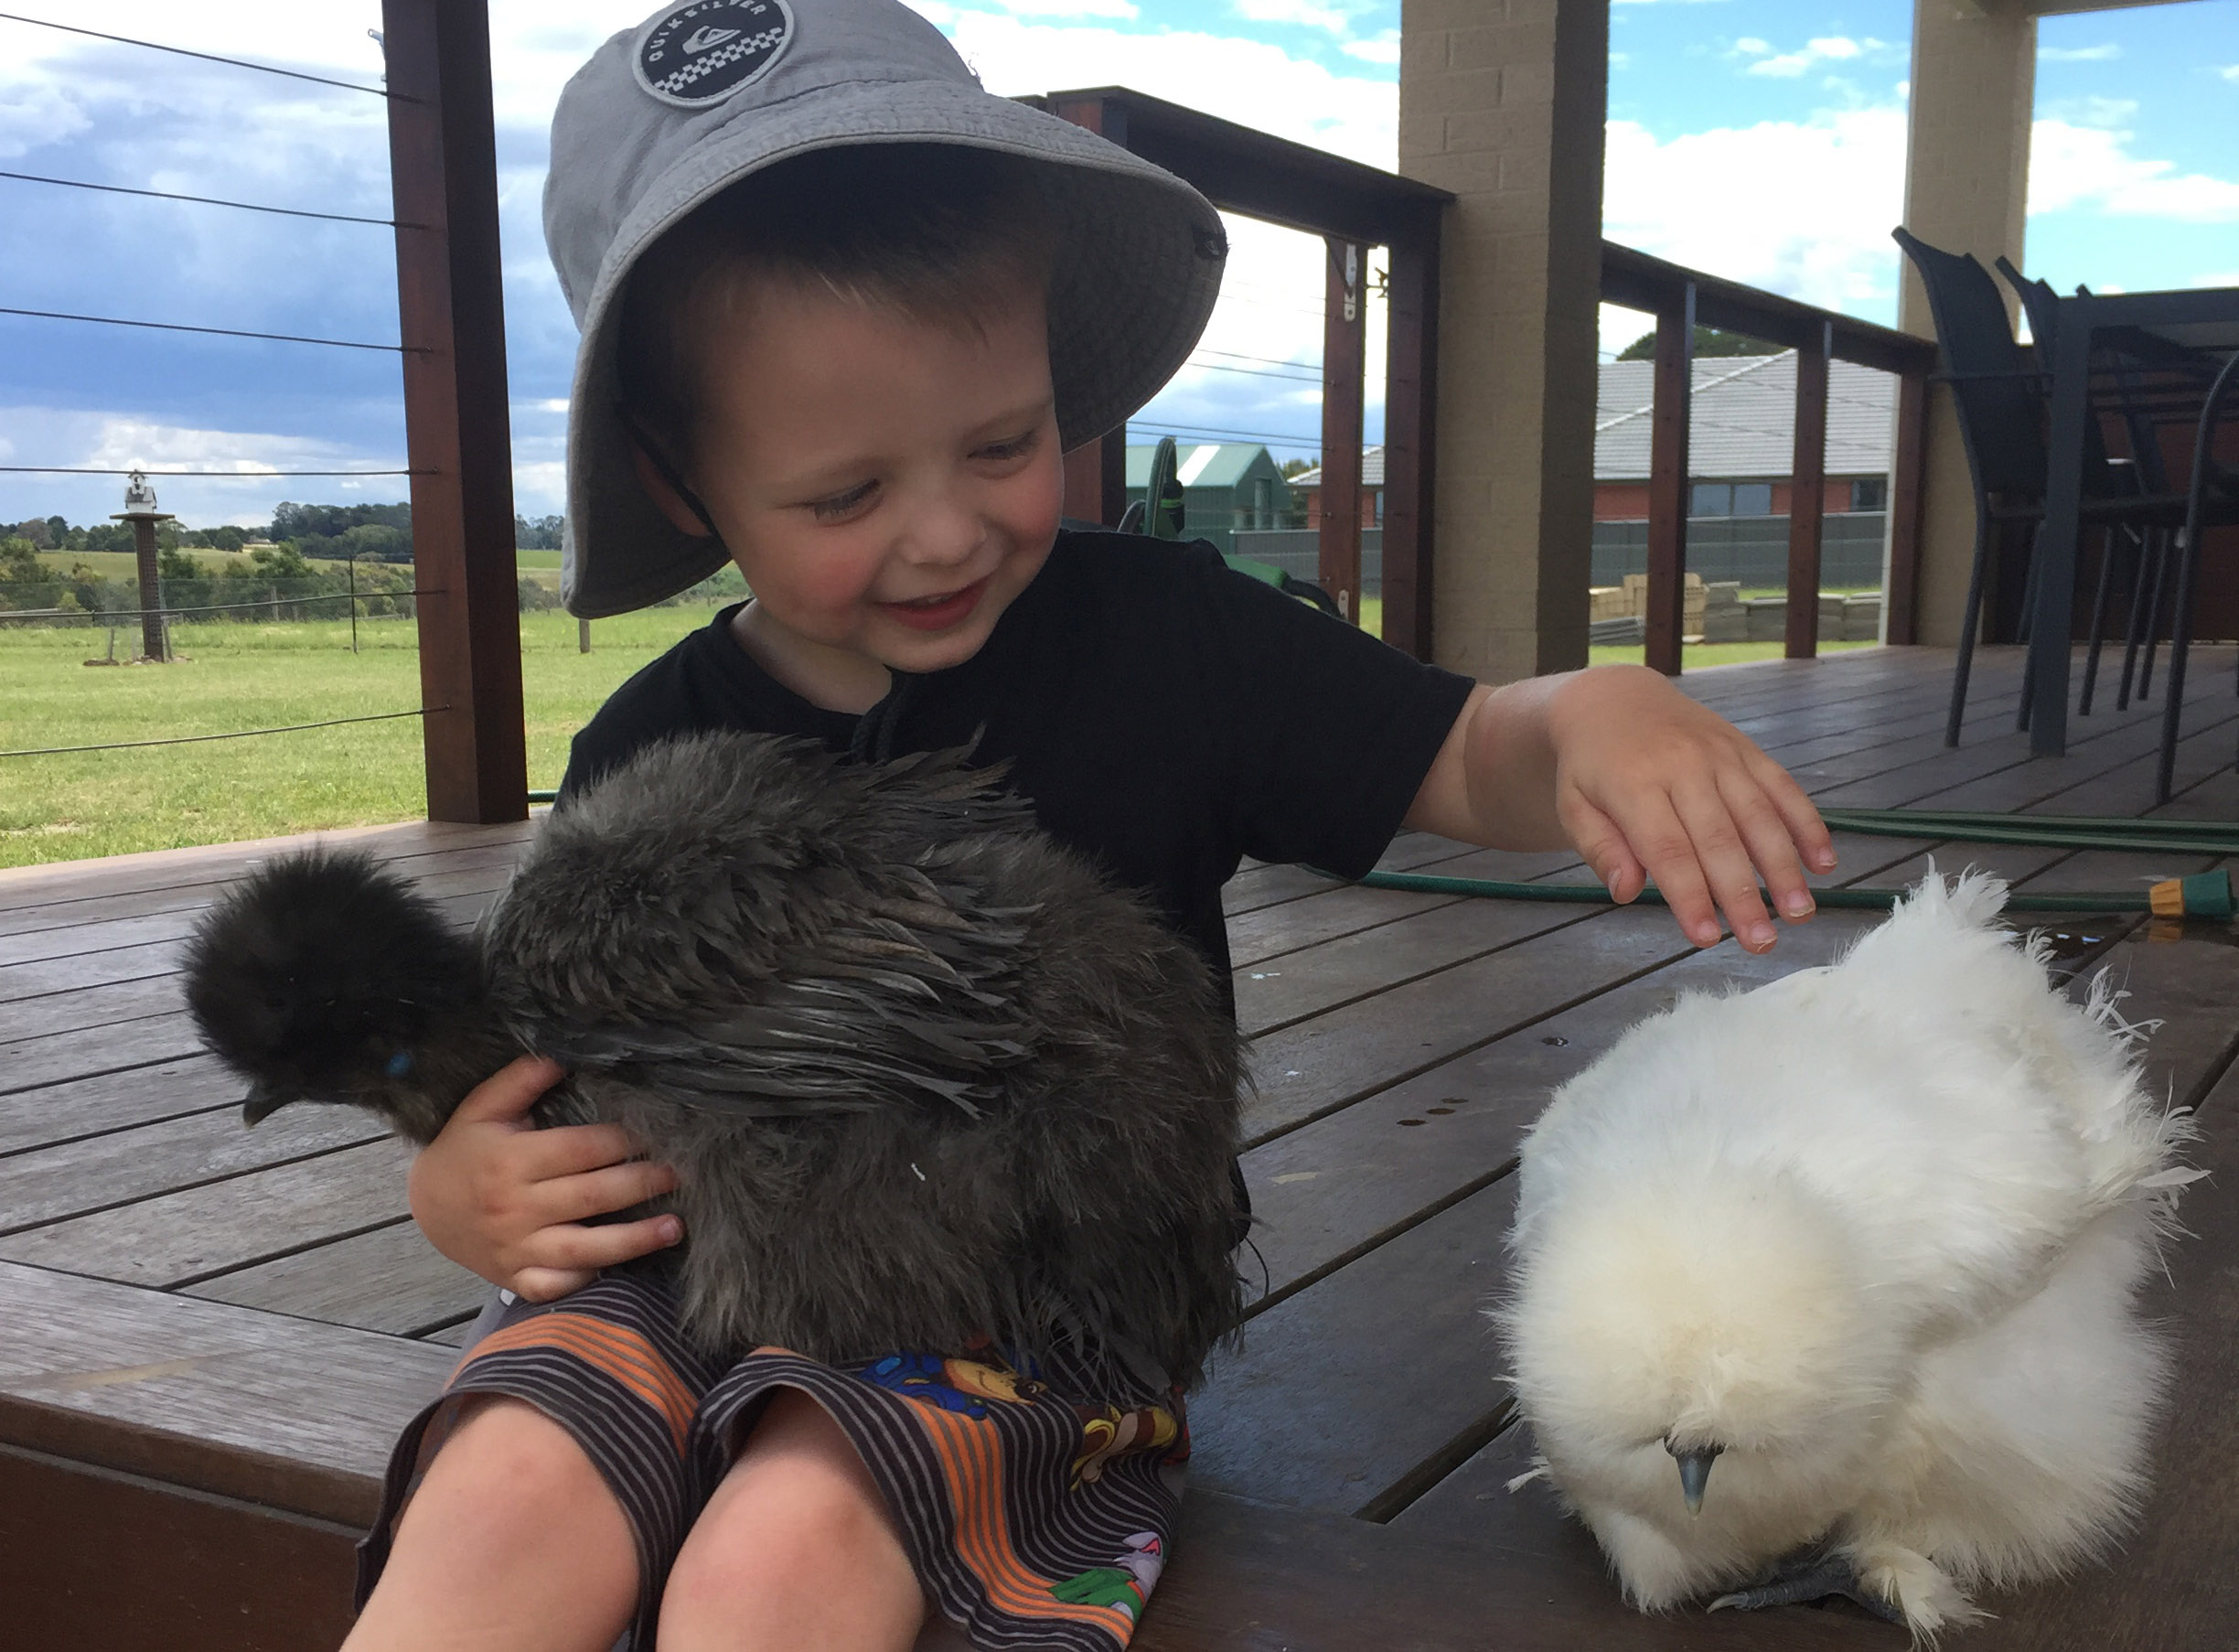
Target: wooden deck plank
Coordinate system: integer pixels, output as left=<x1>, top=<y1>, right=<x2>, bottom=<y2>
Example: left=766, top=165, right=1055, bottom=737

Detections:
left=184, top=1219, right=484, bottom=1340
left=0, top=1260, right=446, bottom=1527
left=0, top=1103, right=383, bottom=1236
left=0, top=1056, right=236, bottom=1160
left=0, top=1138, right=413, bottom=1288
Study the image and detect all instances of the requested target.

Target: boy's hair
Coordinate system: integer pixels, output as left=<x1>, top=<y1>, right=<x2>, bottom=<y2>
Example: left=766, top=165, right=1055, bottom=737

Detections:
left=618, top=145, right=1055, bottom=462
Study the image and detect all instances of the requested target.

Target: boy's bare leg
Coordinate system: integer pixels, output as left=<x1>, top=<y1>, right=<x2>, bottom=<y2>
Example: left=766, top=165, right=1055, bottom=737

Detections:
left=659, top=1389, right=929, bottom=1652
left=343, top=1397, right=637, bottom=1652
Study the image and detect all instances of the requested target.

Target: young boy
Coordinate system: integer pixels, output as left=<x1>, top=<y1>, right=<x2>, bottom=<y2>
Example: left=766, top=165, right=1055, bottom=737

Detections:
left=348, top=4, right=1833, bottom=1649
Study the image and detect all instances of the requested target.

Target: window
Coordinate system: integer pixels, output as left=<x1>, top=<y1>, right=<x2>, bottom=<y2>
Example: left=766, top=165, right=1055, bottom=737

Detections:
left=1850, top=477, right=1889, bottom=512
left=1689, top=481, right=1731, bottom=518
left=1731, top=482, right=1773, bottom=517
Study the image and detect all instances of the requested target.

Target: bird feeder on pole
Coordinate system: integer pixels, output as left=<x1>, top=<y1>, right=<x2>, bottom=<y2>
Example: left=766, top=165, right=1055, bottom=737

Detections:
left=111, top=468, right=175, bottom=663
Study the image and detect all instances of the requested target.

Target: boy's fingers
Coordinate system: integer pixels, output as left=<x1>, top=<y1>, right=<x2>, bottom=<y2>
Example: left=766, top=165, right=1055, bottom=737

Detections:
left=540, top=1160, right=681, bottom=1226
left=1719, top=769, right=1816, bottom=922
left=450, top=1056, right=565, bottom=1126
left=1747, top=749, right=1837, bottom=872
left=1622, top=794, right=1723, bottom=949
left=516, top=1120, right=649, bottom=1180
left=1560, top=795, right=1645, bottom=902
left=507, top=1266, right=600, bottom=1303
left=1666, top=778, right=1776, bottom=951
left=529, top=1215, right=685, bottom=1278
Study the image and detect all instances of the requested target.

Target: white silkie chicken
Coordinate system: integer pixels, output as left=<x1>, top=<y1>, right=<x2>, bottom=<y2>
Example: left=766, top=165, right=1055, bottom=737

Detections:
left=1499, top=872, right=2199, bottom=1637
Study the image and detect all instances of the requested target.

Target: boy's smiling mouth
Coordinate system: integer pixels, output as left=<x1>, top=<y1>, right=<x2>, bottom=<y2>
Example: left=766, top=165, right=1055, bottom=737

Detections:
left=878, top=577, right=990, bottom=631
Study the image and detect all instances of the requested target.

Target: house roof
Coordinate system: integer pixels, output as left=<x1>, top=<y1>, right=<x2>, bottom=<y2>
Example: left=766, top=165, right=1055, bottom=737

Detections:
left=1289, top=446, right=1383, bottom=491
left=1593, top=353, right=1898, bottom=482
left=1124, top=443, right=1280, bottom=490
left=1292, top=357, right=1897, bottom=491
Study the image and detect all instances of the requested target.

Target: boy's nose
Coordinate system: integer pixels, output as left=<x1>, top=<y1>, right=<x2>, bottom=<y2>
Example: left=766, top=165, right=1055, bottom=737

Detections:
left=894, top=493, right=988, bottom=570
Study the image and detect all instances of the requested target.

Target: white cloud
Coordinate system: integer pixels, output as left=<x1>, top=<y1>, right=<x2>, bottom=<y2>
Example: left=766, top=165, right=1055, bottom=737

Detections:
left=2040, top=44, right=2121, bottom=63
left=2029, top=119, right=2239, bottom=222
left=1343, top=30, right=1401, bottom=67
left=1747, top=36, right=1879, bottom=78
left=1734, top=38, right=1770, bottom=56
left=1600, top=107, right=1908, bottom=351
left=984, top=0, right=1140, bottom=19
left=2219, top=64, right=2239, bottom=83
left=940, top=13, right=1396, bottom=167
left=1231, top=0, right=1363, bottom=36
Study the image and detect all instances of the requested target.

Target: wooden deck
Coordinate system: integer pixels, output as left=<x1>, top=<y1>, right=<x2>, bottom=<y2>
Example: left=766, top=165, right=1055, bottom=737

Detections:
left=7, top=643, right=2239, bottom=1649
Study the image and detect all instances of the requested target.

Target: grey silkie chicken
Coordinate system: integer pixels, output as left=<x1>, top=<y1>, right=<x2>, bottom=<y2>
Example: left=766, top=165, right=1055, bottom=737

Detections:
left=183, top=732, right=1246, bottom=1384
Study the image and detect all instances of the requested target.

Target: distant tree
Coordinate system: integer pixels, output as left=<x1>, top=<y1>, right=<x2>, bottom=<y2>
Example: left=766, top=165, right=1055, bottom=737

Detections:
left=43, top=514, right=66, bottom=546
left=246, top=542, right=314, bottom=579
left=0, top=537, right=41, bottom=581
left=15, top=518, right=53, bottom=549
left=1279, top=458, right=1314, bottom=479
left=514, top=512, right=565, bottom=550
left=1614, top=325, right=1781, bottom=362
left=337, top=521, right=412, bottom=563
left=80, top=522, right=134, bottom=553
left=157, top=545, right=209, bottom=582
left=272, top=499, right=411, bottom=542
left=208, top=525, right=247, bottom=553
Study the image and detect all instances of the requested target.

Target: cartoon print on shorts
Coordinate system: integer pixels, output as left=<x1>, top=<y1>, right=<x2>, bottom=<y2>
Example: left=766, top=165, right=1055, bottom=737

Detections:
left=858, top=1350, right=1045, bottom=1418
left=1069, top=1401, right=1180, bottom=1486
left=1048, top=1531, right=1165, bottom=1619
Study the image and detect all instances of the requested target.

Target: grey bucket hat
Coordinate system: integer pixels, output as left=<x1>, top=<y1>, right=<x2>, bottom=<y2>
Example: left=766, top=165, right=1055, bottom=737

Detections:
left=545, top=0, right=1228, bottom=617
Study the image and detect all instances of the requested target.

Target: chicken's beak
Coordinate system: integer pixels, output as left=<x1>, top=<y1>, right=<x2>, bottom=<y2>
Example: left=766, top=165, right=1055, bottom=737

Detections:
left=1668, top=1443, right=1721, bottom=1515
left=241, top=1081, right=295, bottom=1126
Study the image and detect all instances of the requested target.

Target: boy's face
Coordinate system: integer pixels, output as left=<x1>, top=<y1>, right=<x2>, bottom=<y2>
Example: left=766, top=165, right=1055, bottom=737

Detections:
left=640, top=270, right=1064, bottom=707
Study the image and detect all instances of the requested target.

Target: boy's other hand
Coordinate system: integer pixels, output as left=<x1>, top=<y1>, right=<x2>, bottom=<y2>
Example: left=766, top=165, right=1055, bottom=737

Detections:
left=1409, top=665, right=1836, bottom=955
left=407, top=1056, right=682, bottom=1302
left=1543, top=666, right=1834, bottom=953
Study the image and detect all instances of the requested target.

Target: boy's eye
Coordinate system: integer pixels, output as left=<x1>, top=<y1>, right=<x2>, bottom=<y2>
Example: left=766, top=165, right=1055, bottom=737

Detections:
left=974, top=430, right=1040, bottom=462
left=808, top=481, right=878, bottom=520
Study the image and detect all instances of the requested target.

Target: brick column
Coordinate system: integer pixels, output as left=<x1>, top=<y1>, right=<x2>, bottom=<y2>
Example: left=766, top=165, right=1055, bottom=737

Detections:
left=1399, top=0, right=1608, bottom=682
left=1897, top=0, right=2036, bottom=647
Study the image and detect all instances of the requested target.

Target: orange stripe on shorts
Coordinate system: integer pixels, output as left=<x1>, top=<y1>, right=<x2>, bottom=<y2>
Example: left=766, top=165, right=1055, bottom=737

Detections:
left=453, top=1313, right=699, bottom=1455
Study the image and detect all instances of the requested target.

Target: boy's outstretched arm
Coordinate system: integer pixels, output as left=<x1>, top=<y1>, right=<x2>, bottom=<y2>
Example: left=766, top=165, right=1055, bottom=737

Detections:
left=1404, top=664, right=1836, bottom=955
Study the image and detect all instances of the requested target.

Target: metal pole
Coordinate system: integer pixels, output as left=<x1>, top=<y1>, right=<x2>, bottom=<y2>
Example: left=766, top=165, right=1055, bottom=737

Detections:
left=348, top=552, right=360, bottom=653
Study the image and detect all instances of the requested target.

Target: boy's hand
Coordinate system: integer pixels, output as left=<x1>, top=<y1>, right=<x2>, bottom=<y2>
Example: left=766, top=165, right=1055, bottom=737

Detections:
left=1409, top=665, right=1836, bottom=955
left=407, top=1056, right=682, bottom=1302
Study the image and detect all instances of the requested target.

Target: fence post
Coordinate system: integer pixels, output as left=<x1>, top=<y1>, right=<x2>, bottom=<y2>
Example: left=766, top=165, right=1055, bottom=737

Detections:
left=1882, top=368, right=1929, bottom=646
left=1784, top=320, right=1831, bottom=660
left=1379, top=209, right=1439, bottom=662
left=1644, top=281, right=1694, bottom=675
left=1049, top=94, right=1132, bottom=528
left=383, top=0, right=527, bottom=824
left=1318, top=238, right=1366, bottom=623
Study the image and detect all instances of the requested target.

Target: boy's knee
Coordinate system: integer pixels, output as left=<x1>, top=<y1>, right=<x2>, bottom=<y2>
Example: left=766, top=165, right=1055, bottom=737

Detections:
left=412, top=1397, right=621, bottom=1544
left=664, top=1397, right=918, bottom=1633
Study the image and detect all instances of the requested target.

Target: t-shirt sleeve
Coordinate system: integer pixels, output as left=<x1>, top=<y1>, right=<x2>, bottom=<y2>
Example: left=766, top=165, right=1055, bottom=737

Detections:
left=1173, top=545, right=1477, bottom=877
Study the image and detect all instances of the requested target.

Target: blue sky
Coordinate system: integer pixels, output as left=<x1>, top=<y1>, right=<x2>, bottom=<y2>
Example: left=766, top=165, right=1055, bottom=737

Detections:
left=0, top=0, right=2232, bottom=529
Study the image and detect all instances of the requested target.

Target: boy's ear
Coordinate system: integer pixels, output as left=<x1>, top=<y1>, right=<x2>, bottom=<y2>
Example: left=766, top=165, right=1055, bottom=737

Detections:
left=631, top=442, right=715, bottom=538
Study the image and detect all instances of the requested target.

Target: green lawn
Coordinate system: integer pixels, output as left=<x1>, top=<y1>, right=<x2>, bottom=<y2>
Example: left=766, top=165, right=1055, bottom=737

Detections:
left=0, top=607, right=723, bottom=869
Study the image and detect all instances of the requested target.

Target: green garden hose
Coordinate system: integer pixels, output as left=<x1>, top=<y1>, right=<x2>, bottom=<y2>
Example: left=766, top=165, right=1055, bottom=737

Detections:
left=1349, top=867, right=2235, bottom=920
left=1817, top=807, right=2239, bottom=857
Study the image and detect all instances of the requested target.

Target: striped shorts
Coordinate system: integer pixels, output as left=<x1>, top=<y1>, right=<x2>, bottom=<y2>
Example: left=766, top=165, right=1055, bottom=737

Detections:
left=358, top=1270, right=1190, bottom=1650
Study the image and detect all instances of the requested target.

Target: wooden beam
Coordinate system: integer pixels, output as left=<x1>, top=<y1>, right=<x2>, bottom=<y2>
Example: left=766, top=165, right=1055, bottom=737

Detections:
left=1784, top=322, right=1831, bottom=660
left=1602, top=241, right=1935, bottom=378
left=383, top=0, right=527, bottom=826
left=1884, top=368, right=1930, bottom=646
left=1318, top=238, right=1366, bottom=623
left=1380, top=215, right=1439, bottom=662
left=1038, top=87, right=1451, bottom=248
left=1644, top=284, right=1695, bottom=676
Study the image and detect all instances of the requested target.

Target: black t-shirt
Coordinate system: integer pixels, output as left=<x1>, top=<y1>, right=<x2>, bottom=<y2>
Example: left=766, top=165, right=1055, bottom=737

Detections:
left=560, top=530, right=1478, bottom=999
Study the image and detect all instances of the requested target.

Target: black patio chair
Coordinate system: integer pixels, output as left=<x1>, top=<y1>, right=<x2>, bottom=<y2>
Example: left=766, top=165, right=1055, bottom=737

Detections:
left=1892, top=228, right=2234, bottom=748
left=1995, top=258, right=2170, bottom=719
left=2154, top=346, right=2239, bottom=801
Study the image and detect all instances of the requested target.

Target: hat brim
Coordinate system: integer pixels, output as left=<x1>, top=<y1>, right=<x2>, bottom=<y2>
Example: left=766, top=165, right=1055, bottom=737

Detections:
left=562, top=84, right=1226, bottom=618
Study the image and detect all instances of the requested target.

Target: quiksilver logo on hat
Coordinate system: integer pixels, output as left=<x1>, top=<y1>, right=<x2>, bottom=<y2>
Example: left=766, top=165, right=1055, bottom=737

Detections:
left=634, top=0, right=794, bottom=109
